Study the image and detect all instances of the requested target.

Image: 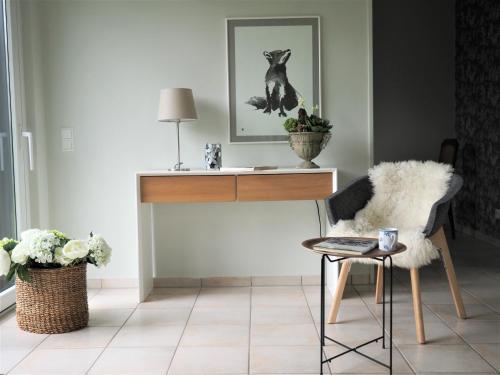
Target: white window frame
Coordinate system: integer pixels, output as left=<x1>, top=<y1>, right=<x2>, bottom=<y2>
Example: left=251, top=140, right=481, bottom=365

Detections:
left=0, top=0, right=33, bottom=312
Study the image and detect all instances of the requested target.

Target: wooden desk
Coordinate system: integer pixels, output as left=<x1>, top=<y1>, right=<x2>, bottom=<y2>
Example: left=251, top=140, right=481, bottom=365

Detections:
left=136, top=168, right=337, bottom=301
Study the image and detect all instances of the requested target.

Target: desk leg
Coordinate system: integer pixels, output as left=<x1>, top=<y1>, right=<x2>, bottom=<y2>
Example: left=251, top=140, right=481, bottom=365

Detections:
left=320, top=254, right=325, bottom=375
left=138, top=202, right=154, bottom=302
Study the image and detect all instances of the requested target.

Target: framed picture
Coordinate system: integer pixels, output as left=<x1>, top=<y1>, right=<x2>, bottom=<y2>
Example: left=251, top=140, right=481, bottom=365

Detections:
left=227, top=17, right=321, bottom=143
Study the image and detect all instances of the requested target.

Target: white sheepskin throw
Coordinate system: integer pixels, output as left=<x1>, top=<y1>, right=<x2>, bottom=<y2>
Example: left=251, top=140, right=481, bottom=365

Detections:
left=328, top=161, right=453, bottom=269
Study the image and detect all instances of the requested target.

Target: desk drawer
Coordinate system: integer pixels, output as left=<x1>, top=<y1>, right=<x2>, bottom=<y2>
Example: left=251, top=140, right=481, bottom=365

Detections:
left=140, top=176, right=236, bottom=203
left=237, top=173, right=333, bottom=201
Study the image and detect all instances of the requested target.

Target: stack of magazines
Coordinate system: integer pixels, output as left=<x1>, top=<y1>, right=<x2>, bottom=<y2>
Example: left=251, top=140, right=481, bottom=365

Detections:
left=313, top=238, right=378, bottom=255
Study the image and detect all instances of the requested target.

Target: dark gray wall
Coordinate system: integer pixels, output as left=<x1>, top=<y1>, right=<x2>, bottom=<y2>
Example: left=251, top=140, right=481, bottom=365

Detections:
left=373, top=0, right=456, bottom=163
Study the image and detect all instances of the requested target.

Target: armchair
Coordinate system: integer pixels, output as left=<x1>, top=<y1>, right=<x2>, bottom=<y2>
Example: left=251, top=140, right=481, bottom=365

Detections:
left=324, top=161, right=466, bottom=344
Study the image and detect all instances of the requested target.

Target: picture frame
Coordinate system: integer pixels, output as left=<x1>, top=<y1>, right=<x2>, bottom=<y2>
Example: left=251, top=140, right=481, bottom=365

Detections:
left=226, top=16, right=321, bottom=143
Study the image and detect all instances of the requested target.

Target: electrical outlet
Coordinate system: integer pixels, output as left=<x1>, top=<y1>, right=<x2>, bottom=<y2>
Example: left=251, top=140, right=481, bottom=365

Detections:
left=495, top=208, right=500, bottom=220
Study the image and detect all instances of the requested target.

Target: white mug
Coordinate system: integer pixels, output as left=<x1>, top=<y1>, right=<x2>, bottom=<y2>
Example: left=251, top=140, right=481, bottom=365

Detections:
left=379, top=228, right=398, bottom=252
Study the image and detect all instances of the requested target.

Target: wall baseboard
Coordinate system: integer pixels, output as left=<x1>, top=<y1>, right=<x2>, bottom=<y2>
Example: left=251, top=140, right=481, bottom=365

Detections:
left=88, top=273, right=372, bottom=289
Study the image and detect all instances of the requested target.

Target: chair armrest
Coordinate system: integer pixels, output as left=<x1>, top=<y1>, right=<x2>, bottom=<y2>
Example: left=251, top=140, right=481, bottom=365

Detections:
left=423, top=174, right=463, bottom=237
left=324, top=175, right=373, bottom=225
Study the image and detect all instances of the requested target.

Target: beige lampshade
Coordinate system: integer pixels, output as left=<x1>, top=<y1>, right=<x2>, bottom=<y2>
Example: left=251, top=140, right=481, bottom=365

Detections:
left=158, top=88, right=198, bottom=122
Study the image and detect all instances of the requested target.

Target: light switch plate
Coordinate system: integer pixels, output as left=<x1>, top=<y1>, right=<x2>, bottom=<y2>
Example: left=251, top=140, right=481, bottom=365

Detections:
left=62, top=138, right=73, bottom=152
left=61, top=127, right=73, bottom=151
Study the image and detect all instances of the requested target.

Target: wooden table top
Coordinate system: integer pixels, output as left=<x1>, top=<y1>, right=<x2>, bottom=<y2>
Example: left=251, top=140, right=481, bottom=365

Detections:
left=301, top=237, right=406, bottom=258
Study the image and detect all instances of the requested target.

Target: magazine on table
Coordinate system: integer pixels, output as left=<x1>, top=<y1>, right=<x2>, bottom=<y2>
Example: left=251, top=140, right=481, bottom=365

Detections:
left=313, top=238, right=379, bottom=255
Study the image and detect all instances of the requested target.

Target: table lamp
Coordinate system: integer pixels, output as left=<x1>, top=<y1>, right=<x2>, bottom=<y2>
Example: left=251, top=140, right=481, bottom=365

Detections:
left=158, top=88, right=198, bottom=171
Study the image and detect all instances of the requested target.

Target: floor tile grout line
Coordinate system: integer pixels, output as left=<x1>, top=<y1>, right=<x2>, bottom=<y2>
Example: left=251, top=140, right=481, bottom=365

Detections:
left=353, top=284, right=417, bottom=374
left=84, top=291, right=139, bottom=375
left=422, top=299, right=500, bottom=374
left=5, top=288, right=111, bottom=375
left=301, top=284, right=332, bottom=375
left=164, top=287, right=202, bottom=375
left=6, top=318, right=52, bottom=374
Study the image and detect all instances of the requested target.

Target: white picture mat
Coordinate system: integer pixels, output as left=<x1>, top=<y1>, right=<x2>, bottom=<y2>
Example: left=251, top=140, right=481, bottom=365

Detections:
left=234, top=25, right=314, bottom=137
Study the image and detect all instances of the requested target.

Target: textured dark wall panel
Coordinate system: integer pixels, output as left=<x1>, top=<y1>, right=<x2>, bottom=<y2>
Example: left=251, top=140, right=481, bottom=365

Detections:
left=455, top=0, right=500, bottom=238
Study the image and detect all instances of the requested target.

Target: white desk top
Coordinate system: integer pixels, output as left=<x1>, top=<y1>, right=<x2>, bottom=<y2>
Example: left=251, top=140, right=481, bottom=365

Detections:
left=137, top=167, right=337, bottom=177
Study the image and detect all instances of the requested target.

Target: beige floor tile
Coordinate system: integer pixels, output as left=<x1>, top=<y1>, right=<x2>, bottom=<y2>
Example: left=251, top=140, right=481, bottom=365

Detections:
left=0, top=326, right=48, bottom=350
left=88, top=347, right=175, bottom=375
left=0, top=310, right=17, bottom=327
left=0, top=349, right=32, bottom=374
left=322, top=321, right=384, bottom=345
left=39, top=327, right=119, bottom=349
left=427, top=303, right=500, bottom=323
left=470, top=344, right=500, bottom=372
left=195, top=287, right=251, bottom=307
left=450, top=320, right=500, bottom=343
left=10, top=348, right=102, bottom=375
left=324, top=344, right=412, bottom=373
left=311, top=304, right=374, bottom=325
left=252, top=286, right=307, bottom=307
left=250, top=345, right=319, bottom=374
left=251, top=324, right=318, bottom=346
left=398, top=344, right=495, bottom=373
left=252, top=306, right=313, bottom=325
left=139, top=293, right=197, bottom=309
left=168, top=346, right=248, bottom=375
left=180, top=324, right=248, bottom=346
left=88, top=308, right=134, bottom=327
left=109, top=325, right=184, bottom=347
left=89, top=289, right=139, bottom=309
left=126, top=307, right=191, bottom=326
left=308, top=287, right=364, bottom=307
left=188, top=306, right=250, bottom=325
left=87, top=288, right=101, bottom=299
left=367, top=303, right=442, bottom=324
left=420, top=289, right=479, bottom=305
left=390, top=322, right=462, bottom=345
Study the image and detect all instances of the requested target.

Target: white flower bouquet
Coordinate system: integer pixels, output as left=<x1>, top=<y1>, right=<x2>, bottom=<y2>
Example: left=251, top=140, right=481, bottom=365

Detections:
left=0, top=229, right=111, bottom=282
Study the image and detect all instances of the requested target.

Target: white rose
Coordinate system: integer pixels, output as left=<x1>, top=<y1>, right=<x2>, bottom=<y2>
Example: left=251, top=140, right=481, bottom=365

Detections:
left=0, top=249, right=11, bottom=276
left=21, top=228, right=42, bottom=242
left=11, top=242, right=29, bottom=265
left=62, top=240, right=89, bottom=260
left=54, top=247, right=72, bottom=266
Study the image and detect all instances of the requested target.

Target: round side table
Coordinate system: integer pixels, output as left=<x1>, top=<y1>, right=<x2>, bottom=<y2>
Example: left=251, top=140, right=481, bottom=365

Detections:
left=302, top=237, right=406, bottom=375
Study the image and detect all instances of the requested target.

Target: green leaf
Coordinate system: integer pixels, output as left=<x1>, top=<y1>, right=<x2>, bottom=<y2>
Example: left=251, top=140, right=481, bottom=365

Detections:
left=17, top=265, right=31, bottom=282
left=5, top=264, right=18, bottom=282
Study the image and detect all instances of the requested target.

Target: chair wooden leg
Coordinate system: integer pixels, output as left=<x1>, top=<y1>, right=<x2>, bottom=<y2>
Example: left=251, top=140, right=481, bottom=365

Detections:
left=327, top=261, right=351, bottom=324
left=431, top=227, right=467, bottom=319
left=410, top=268, right=426, bottom=344
left=375, top=265, right=383, bottom=304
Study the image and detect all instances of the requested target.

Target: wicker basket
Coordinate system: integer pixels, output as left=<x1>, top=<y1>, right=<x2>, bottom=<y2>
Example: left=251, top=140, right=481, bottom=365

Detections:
left=16, top=263, right=89, bottom=334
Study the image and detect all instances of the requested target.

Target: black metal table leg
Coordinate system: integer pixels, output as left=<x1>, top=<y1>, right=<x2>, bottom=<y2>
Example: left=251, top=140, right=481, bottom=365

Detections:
left=317, top=254, right=394, bottom=374
left=389, top=255, right=393, bottom=375
left=320, top=254, right=325, bottom=374
left=382, top=257, right=386, bottom=349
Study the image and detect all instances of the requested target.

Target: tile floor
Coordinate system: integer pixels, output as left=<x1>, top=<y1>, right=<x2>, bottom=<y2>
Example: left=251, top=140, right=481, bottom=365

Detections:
left=1, top=233, right=500, bottom=374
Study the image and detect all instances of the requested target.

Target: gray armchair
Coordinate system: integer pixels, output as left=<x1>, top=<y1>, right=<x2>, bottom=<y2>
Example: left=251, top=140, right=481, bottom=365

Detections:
left=324, top=173, right=466, bottom=344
